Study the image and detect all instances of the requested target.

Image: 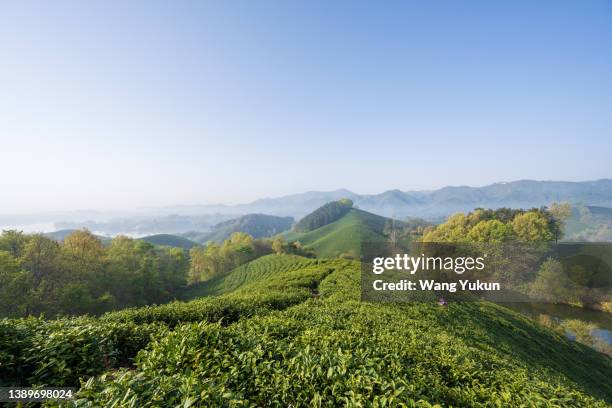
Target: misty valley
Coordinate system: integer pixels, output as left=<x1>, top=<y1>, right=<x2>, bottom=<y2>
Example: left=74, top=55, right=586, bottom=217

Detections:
left=1, top=192, right=611, bottom=406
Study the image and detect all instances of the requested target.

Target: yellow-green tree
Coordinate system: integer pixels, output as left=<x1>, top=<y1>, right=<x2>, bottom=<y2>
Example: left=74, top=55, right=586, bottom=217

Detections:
left=467, top=220, right=513, bottom=242
left=272, top=235, right=285, bottom=254
left=511, top=212, right=554, bottom=241
left=422, top=213, right=469, bottom=242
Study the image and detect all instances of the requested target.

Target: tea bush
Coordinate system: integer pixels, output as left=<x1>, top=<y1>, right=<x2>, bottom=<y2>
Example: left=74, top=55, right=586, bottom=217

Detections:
left=1, top=259, right=335, bottom=389
left=1, top=317, right=165, bottom=387
left=2, top=256, right=611, bottom=406
left=181, top=254, right=321, bottom=298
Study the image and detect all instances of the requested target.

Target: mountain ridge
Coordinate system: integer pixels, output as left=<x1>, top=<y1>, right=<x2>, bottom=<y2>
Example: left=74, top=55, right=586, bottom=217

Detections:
left=173, top=179, right=612, bottom=219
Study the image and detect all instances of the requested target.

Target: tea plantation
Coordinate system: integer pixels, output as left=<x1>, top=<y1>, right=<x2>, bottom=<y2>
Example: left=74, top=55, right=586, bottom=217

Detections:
left=1, top=256, right=611, bottom=407
left=284, top=209, right=388, bottom=258
left=181, top=254, right=320, bottom=299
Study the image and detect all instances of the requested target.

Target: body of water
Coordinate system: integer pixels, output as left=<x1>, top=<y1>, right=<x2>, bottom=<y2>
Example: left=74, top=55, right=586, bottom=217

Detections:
left=505, top=302, right=612, bottom=348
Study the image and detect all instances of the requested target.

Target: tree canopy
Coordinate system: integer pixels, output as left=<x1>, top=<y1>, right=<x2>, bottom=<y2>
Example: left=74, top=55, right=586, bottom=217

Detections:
left=293, top=199, right=354, bottom=232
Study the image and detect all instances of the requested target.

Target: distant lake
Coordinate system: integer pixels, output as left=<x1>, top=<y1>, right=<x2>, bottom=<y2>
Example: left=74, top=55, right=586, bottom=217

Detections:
left=0, top=222, right=56, bottom=233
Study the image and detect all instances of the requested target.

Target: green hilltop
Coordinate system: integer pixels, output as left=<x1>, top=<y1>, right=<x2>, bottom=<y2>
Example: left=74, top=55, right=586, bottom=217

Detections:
left=139, top=233, right=198, bottom=249
left=284, top=207, right=393, bottom=258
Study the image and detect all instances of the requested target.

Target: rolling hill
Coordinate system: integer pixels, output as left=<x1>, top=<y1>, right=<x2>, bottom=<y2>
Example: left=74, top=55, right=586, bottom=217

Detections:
left=285, top=208, right=392, bottom=258
left=139, top=234, right=198, bottom=249
left=183, top=214, right=293, bottom=243
left=5, top=256, right=611, bottom=405
left=181, top=254, right=319, bottom=299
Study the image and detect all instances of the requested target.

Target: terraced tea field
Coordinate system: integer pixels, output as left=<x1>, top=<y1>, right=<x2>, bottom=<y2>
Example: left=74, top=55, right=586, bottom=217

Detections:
left=1, top=255, right=611, bottom=407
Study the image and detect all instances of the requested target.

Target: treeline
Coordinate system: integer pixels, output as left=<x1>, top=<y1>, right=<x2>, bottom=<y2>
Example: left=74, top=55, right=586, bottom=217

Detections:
left=188, top=232, right=314, bottom=283
left=420, top=204, right=612, bottom=310
left=383, top=217, right=431, bottom=243
left=0, top=230, right=189, bottom=318
left=0, top=229, right=313, bottom=318
left=293, top=198, right=353, bottom=232
left=188, top=232, right=266, bottom=283
left=422, top=204, right=570, bottom=243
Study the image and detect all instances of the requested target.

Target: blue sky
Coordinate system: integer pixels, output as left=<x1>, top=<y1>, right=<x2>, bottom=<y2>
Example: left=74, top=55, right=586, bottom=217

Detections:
left=1, top=1, right=611, bottom=213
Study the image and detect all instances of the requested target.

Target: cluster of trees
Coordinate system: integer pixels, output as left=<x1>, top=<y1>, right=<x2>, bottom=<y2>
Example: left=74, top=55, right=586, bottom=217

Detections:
left=0, top=230, right=189, bottom=318
left=271, top=236, right=315, bottom=258
left=530, top=256, right=612, bottom=312
left=293, top=199, right=353, bottom=232
left=188, top=232, right=265, bottom=283
left=384, top=217, right=431, bottom=243
left=422, top=204, right=571, bottom=243
left=421, top=204, right=612, bottom=310
left=188, top=233, right=315, bottom=284
left=0, top=228, right=314, bottom=317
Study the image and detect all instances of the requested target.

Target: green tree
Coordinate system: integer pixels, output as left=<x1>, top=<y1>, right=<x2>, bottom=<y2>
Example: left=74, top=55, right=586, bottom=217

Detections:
left=511, top=212, right=554, bottom=242
left=0, top=230, right=30, bottom=257
left=272, top=236, right=285, bottom=254
left=0, top=250, right=30, bottom=317
left=549, top=202, right=572, bottom=242
left=467, top=220, right=513, bottom=242
left=530, top=258, right=578, bottom=303
left=294, top=199, right=353, bottom=232
left=423, top=213, right=469, bottom=242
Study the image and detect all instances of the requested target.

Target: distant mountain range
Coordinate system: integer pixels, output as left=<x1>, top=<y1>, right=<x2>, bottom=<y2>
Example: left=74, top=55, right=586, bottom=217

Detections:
left=165, top=179, right=612, bottom=220
left=8, top=179, right=612, bottom=236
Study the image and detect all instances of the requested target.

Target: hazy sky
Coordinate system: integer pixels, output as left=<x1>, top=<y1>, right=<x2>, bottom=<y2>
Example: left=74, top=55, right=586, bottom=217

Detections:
left=1, top=1, right=611, bottom=214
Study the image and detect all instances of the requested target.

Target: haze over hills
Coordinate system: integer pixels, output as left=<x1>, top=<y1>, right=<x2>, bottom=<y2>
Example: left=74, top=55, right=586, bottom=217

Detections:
left=159, top=179, right=612, bottom=220
left=183, top=214, right=294, bottom=244
left=54, top=214, right=238, bottom=237
left=565, top=205, right=612, bottom=242
left=5, top=179, right=612, bottom=236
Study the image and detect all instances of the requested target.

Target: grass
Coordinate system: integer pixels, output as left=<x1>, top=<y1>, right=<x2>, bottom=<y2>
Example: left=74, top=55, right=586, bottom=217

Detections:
left=285, top=209, right=389, bottom=258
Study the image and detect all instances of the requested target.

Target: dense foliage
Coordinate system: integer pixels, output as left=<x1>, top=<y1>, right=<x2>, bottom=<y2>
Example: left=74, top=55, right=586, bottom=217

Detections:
left=1, top=205, right=610, bottom=406
left=422, top=206, right=564, bottom=243
left=0, top=230, right=189, bottom=318
left=187, top=232, right=273, bottom=284
left=0, top=229, right=304, bottom=318
left=293, top=199, right=354, bottom=233
left=421, top=205, right=612, bottom=312
left=1, top=257, right=610, bottom=406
